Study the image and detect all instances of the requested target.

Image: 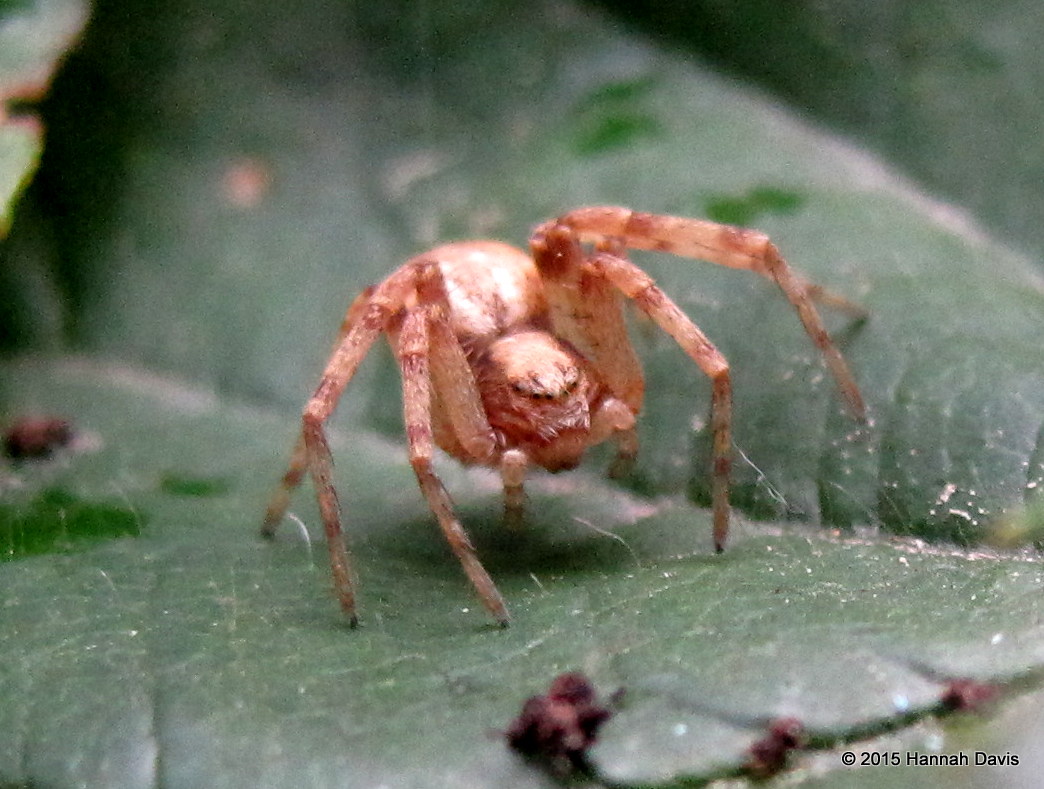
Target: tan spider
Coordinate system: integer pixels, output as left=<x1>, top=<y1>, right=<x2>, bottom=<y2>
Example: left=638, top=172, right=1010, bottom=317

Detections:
left=262, top=206, right=866, bottom=627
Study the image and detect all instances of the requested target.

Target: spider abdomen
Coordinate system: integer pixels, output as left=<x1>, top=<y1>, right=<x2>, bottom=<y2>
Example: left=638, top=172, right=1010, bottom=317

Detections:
left=423, top=241, right=549, bottom=347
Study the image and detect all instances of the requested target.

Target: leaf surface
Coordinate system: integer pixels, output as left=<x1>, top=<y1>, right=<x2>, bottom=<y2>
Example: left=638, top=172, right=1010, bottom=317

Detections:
left=2, top=1, right=1044, bottom=787
left=3, top=358, right=1044, bottom=788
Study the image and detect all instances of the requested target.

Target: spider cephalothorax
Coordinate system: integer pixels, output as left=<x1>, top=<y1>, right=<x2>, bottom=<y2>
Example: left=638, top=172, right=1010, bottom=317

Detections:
left=263, top=206, right=866, bottom=626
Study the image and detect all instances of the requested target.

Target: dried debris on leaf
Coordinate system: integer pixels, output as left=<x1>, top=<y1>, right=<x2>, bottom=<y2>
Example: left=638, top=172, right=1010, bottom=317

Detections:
left=940, top=678, right=1000, bottom=713
left=3, top=416, right=73, bottom=459
left=506, top=672, right=613, bottom=771
left=745, top=716, right=807, bottom=778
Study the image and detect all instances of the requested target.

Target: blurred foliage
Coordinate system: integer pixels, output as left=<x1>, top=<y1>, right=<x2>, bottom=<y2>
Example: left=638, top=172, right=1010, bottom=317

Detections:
left=594, top=0, right=1044, bottom=261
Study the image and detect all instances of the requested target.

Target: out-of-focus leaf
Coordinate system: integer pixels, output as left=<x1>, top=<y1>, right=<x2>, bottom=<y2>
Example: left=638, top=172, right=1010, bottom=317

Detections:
left=0, top=114, right=39, bottom=234
left=0, top=0, right=88, bottom=356
left=0, top=0, right=87, bottom=233
left=594, top=0, right=1044, bottom=267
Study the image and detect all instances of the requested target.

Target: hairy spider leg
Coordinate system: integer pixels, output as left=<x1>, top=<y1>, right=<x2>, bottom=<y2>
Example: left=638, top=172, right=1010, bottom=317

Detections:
left=499, top=448, right=528, bottom=530
left=589, top=250, right=733, bottom=550
left=260, top=285, right=379, bottom=538
left=399, top=260, right=509, bottom=624
left=261, top=265, right=417, bottom=626
left=264, top=257, right=511, bottom=625
left=550, top=206, right=866, bottom=420
left=529, top=228, right=644, bottom=478
left=531, top=224, right=732, bottom=548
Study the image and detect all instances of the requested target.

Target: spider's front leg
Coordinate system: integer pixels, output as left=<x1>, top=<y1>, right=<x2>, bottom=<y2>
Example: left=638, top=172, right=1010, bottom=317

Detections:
left=588, top=251, right=734, bottom=550
left=261, top=266, right=416, bottom=626
left=606, top=422, right=639, bottom=479
left=553, top=206, right=866, bottom=420
left=500, top=449, right=528, bottom=530
left=399, top=263, right=510, bottom=626
left=532, top=223, right=732, bottom=549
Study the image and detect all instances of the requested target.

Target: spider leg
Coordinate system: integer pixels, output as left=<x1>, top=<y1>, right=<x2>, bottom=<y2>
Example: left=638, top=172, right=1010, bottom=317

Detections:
left=415, top=255, right=522, bottom=537
left=534, top=218, right=732, bottom=547
left=422, top=266, right=498, bottom=464
left=301, top=408, right=357, bottom=625
left=530, top=229, right=644, bottom=413
left=529, top=230, right=644, bottom=482
left=260, top=433, right=307, bottom=539
left=260, top=285, right=384, bottom=538
left=546, top=206, right=866, bottom=420
left=500, top=448, right=528, bottom=530
left=400, top=262, right=510, bottom=625
left=262, top=265, right=416, bottom=625
left=587, top=250, right=734, bottom=550
left=603, top=417, right=638, bottom=479
left=804, top=283, right=868, bottom=320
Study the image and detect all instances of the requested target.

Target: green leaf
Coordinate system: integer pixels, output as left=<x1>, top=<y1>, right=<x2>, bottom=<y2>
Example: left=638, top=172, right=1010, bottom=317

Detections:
left=3, top=357, right=1044, bottom=789
left=1, top=486, right=142, bottom=559
left=3, top=0, right=1044, bottom=787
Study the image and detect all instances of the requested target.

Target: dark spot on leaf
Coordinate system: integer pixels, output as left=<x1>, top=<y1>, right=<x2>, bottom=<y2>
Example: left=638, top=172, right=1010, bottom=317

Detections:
left=704, top=186, right=806, bottom=226
left=0, top=487, right=142, bottom=561
left=160, top=472, right=232, bottom=497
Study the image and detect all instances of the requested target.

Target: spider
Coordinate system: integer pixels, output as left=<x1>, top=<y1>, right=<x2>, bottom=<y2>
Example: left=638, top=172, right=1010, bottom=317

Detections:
left=262, top=206, right=866, bottom=627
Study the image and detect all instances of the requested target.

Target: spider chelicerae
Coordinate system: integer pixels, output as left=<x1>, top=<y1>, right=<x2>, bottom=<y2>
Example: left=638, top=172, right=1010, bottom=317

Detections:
left=262, top=206, right=866, bottom=626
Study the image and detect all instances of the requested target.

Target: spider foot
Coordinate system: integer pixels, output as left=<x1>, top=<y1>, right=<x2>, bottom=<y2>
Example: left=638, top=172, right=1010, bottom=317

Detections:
left=260, top=499, right=287, bottom=538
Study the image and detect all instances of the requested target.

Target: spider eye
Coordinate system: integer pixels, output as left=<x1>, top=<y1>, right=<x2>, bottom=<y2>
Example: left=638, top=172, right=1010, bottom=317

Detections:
left=509, top=375, right=580, bottom=400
